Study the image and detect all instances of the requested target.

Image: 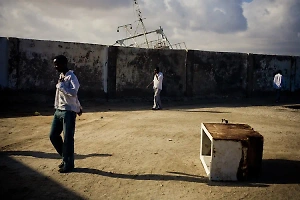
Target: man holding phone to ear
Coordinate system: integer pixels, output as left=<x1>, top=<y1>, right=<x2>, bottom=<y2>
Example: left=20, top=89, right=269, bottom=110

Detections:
left=147, top=67, right=163, bottom=110
left=49, top=55, right=82, bottom=173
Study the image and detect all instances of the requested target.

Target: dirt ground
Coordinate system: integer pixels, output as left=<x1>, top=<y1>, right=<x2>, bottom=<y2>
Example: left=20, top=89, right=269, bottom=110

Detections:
left=0, top=96, right=300, bottom=200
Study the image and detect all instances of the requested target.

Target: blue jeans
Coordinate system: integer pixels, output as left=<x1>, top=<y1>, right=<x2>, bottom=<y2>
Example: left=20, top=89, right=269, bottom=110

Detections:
left=49, top=110, right=76, bottom=167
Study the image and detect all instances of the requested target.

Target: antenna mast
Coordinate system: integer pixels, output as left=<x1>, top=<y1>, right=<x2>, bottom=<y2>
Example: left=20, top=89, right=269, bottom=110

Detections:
left=133, top=0, right=150, bottom=48
left=114, top=0, right=187, bottom=50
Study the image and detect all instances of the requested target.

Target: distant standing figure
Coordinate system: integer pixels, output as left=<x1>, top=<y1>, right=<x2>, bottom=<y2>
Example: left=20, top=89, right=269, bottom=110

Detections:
left=147, top=67, right=163, bottom=110
left=273, top=70, right=284, bottom=102
left=49, top=55, right=82, bottom=173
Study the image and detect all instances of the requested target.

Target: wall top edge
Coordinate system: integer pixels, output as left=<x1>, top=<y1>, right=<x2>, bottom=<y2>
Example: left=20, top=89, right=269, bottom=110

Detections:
left=1, top=36, right=299, bottom=58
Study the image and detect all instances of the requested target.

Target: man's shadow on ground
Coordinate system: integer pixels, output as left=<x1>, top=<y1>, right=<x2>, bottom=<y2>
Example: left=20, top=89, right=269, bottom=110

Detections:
left=2, top=151, right=300, bottom=187
left=74, top=158, right=300, bottom=187
left=1, top=150, right=112, bottom=160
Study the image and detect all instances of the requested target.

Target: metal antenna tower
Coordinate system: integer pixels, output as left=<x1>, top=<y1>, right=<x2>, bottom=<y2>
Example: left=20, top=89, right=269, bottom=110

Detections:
left=133, top=0, right=150, bottom=48
left=114, top=0, right=187, bottom=50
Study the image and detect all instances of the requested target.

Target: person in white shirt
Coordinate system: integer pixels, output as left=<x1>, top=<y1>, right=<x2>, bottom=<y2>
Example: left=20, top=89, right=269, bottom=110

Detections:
left=273, top=70, right=284, bottom=102
left=147, top=67, right=163, bottom=110
left=49, top=55, right=82, bottom=173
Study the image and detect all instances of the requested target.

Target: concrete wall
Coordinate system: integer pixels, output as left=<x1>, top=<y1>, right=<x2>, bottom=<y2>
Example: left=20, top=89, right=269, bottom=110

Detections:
left=115, top=46, right=186, bottom=97
left=6, top=37, right=108, bottom=96
left=0, top=38, right=8, bottom=88
left=186, top=50, right=248, bottom=97
left=295, top=57, right=300, bottom=91
left=1, top=37, right=300, bottom=100
left=251, top=54, right=293, bottom=93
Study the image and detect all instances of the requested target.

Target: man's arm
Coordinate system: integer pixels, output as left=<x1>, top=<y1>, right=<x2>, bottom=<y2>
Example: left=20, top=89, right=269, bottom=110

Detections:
left=146, top=80, right=154, bottom=88
left=56, top=74, right=79, bottom=96
left=158, top=73, right=163, bottom=82
left=77, top=98, right=83, bottom=116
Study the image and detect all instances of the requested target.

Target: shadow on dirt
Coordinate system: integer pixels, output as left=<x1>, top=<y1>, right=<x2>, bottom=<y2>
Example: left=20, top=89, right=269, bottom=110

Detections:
left=259, top=159, right=300, bottom=184
left=207, top=159, right=300, bottom=187
left=73, top=159, right=300, bottom=186
left=0, top=151, right=112, bottom=160
left=72, top=168, right=268, bottom=187
left=0, top=96, right=299, bottom=119
left=283, top=105, right=300, bottom=109
left=1, top=149, right=300, bottom=198
left=0, top=155, right=85, bottom=200
left=73, top=167, right=210, bottom=183
left=174, top=110, right=231, bottom=113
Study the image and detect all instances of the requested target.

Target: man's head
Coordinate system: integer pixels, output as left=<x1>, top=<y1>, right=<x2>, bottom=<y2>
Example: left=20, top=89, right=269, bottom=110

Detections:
left=278, top=70, right=282, bottom=74
left=154, top=67, right=159, bottom=74
left=53, top=55, right=68, bottom=72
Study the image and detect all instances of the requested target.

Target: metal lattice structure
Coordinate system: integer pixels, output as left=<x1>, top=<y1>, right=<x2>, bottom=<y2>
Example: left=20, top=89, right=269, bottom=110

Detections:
left=113, top=0, right=187, bottom=50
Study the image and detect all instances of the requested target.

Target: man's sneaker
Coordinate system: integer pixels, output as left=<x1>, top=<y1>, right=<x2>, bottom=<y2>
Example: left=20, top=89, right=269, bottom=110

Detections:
left=58, top=161, right=64, bottom=169
left=58, top=164, right=74, bottom=173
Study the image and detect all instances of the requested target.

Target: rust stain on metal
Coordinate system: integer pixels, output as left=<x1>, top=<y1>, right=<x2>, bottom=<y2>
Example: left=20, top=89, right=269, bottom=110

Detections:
left=203, top=123, right=263, bottom=140
left=204, top=123, right=264, bottom=181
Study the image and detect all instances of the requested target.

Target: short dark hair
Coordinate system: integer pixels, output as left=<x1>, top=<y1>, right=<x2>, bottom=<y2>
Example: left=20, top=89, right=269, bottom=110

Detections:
left=155, top=67, right=159, bottom=72
left=278, top=70, right=282, bottom=74
left=53, top=55, right=68, bottom=65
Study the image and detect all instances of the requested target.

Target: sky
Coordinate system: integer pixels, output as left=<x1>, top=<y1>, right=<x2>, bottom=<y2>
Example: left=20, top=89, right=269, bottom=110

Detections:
left=0, top=0, right=299, bottom=56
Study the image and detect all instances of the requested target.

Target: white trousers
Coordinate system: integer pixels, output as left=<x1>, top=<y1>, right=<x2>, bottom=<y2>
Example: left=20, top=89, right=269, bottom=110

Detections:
left=153, top=88, right=162, bottom=109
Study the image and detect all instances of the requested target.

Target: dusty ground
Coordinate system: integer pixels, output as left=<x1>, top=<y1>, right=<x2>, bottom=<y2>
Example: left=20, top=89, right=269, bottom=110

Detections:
left=0, top=96, right=300, bottom=200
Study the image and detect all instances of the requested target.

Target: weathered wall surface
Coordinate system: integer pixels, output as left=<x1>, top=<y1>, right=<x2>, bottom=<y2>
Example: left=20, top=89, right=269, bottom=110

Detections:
left=295, top=57, right=300, bottom=91
left=252, top=55, right=292, bottom=92
left=6, top=37, right=108, bottom=96
left=0, top=38, right=8, bottom=88
left=1, top=37, right=300, bottom=100
left=186, top=50, right=248, bottom=97
left=107, top=46, right=118, bottom=98
left=115, top=47, right=186, bottom=97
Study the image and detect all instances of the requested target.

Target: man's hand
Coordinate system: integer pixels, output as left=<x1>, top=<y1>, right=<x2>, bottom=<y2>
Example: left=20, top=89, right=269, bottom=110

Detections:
left=77, top=108, right=83, bottom=116
left=58, top=74, right=65, bottom=82
left=146, top=81, right=153, bottom=88
left=155, top=74, right=159, bottom=80
left=56, top=82, right=63, bottom=89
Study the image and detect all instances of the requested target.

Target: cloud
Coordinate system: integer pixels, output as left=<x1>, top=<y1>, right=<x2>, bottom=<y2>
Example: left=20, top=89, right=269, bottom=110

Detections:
left=242, top=0, right=300, bottom=55
left=0, top=0, right=134, bottom=44
left=140, top=0, right=248, bottom=34
left=0, top=0, right=299, bottom=56
left=190, top=0, right=248, bottom=33
left=1, top=0, right=132, bottom=11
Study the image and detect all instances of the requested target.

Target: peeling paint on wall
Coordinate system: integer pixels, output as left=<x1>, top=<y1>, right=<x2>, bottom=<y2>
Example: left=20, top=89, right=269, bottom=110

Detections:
left=7, top=38, right=20, bottom=89
left=0, top=37, right=8, bottom=88
left=115, top=47, right=186, bottom=97
left=6, top=38, right=108, bottom=96
left=186, top=50, right=247, bottom=97
left=295, top=57, right=300, bottom=91
left=2, top=37, right=300, bottom=99
left=253, top=55, right=292, bottom=92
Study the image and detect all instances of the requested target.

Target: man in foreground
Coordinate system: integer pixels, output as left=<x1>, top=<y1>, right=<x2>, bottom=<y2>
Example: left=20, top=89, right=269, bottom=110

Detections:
left=49, top=55, right=82, bottom=173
